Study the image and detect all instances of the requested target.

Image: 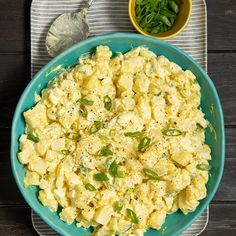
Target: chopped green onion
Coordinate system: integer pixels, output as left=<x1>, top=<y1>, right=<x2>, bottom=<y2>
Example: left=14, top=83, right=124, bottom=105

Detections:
left=143, top=168, right=161, bottom=180
left=97, top=145, right=113, bottom=156
left=89, top=121, right=103, bottom=134
left=65, top=132, right=81, bottom=141
left=77, top=98, right=94, bottom=106
left=61, top=149, right=70, bottom=155
left=115, top=201, right=123, bottom=212
left=94, top=172, right=109, bottom=181
left=117, top=170, right=126, bottom=178
left=169, top=0, right=179, bottom=13
left=98, top=133, right=109, bottom=140
left=104, top=95, right=112, bottom=111
left=109, top=160, right=118, bottom=177
left=138, top=137, right=151, bottom=152
left=124, top=131, right=141, bottom=138
left=27, top=133, right=40, bottom=143
left=196, top=164, right=211, bottom=171
left=126, top=209, right=139, bottom=224
left=162, top=129, right=183, bottom=136
left=84, top=183, right=96, bottom=191
left=135, top=0, right=179, bottom=34
left=79, top=106, right=87, bottom=117
left=125, top=188, right=134, bottom=195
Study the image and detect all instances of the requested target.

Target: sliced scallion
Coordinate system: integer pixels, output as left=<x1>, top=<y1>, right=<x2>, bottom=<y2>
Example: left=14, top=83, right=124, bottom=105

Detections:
left=143, top=168, right=161, bottom=180
left=103, top=95, right=112, bottom=111
left=84, top=183, right=96, bottom=191
left=89, top=121, right=103, bottom=134
left=93, top=172, right=109, bottom=181
left=77, top=98, right=94, bottom=106
left=162, top=129, right=183, bottom=136
left=124, top=131, right=141, bottom=138
left=138, top=137, right=151, bottom=152
left=196, top=164, right=211, bottom=171
left=27, top=133, right=40, bottom=143
left=126, top=209, right=139, bottom=224
left=97, top=145, right=113, bottom=157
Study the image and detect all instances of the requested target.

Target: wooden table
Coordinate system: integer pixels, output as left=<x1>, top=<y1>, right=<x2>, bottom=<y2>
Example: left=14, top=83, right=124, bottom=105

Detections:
left=0, top=0, right=235, bottom=235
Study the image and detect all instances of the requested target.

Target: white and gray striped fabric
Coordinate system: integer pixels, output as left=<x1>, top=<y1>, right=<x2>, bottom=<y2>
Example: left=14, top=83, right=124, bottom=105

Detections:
left=31, top=0, right=208, bottom=235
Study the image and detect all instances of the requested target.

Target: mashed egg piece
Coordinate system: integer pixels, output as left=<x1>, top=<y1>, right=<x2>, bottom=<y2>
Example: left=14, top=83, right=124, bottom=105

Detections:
left=18, top=46, right=211, bottom=236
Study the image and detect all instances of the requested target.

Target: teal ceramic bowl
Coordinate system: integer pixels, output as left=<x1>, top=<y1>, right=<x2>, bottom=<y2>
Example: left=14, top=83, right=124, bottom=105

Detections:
left=11, top=33, right=225, bottom=236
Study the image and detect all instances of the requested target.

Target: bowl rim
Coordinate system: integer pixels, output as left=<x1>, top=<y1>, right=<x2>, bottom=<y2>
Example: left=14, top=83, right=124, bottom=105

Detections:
left=128, top=0, right=192, bottom=40
left=11, top=32, right=225, bottom=236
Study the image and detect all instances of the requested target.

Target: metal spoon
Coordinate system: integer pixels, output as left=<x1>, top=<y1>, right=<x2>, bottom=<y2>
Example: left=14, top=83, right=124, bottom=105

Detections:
left=46, top=0, right=94, bottom=57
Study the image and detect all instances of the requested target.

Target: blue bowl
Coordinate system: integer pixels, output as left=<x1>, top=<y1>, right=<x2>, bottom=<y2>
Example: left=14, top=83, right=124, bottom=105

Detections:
left=11, top=33, right=225, bottom=236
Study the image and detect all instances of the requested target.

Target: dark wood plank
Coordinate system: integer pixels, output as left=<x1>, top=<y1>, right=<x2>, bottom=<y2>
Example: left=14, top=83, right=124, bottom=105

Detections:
left=0, top=0, right=235, bottom=52
left=206, top=0, right=236, bottom=51
left=0, top=54, right=30, bottom=129
left=201, top=203, right=236, bottom=236
left=0, top=0, right=30, bottom=52
left=0, top=53, right=235, bottom=129
left=0, top=205, right=37, bottom=236
left=208, top=53, right=236, bottom=125
left=0, top=161, right=26, bottom=205
left=213, top=159, right=236, bottom=202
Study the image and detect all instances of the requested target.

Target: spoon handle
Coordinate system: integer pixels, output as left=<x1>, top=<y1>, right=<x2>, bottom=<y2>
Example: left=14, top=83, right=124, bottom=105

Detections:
left=84, top=0, right=94, bottom=9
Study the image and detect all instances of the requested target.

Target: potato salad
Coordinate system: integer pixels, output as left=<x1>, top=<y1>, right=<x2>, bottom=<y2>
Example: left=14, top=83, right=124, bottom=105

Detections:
left=18, top=46, right=211, bottom=236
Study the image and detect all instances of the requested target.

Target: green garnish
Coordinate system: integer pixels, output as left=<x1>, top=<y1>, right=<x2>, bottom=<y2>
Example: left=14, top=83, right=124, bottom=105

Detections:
left=125, top=188, right=134, bottom=195
left=124, top=131, right=141, bottom=138
left=61, top=149, right=70, bottom=155
left=162, top=129, right=183, bottom=136
left=98, top=133, right=109, bottom=140
left=65, top=132, right=81, bottom=141
left=84, top=183, right=96, bottom=191
left=143, top=168, right=161, bottom=180
left=89, top=121, right=103, bottom=134
left=117, top=170, right=126, bottom=178
left=104, top=95, right=112, bottom=111
left=196, top=164, right=211, bottom=171
left=79, top=106, right=87, bottom=117
left=135, top=0, right=179, bottom=35
left=109, top=160, right=118, bottom=177
left=97, top=145, right=113, bottom=156
left=138, top=137, right=151, bottom=152
left=126, top=209, right=139, bottom=224
left=77, top=98, right=94, bottom=106
left=27, top=133, right=40, bottom=143
left=109, top=160, right=125, bottom=178
left=115, top=201, right=124, bottom=212
left=94, top=172, right=109, bottom=181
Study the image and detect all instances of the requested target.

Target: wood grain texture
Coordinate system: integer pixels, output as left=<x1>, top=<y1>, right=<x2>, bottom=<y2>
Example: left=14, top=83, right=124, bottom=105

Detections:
left=208, top=53, right=236, bottom=125
left=0, top=54, right=30, bottom=129
left=0, top=205, right=37, bottom=236
left=0, top=0, right=235, bottom=53
left=201, top=204, right=236, bottom=236
left=206, top=0, right=236, bottom=51
left=0, top=0, right=30, bottom=52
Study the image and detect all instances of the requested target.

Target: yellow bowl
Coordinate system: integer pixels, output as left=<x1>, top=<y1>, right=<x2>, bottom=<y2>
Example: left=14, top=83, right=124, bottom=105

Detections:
left=129, top=0, right=192, bottom=40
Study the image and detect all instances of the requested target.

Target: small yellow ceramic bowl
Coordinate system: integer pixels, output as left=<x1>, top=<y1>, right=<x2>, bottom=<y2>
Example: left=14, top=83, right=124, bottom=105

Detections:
left=129, top=0, right=192, bottom=40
